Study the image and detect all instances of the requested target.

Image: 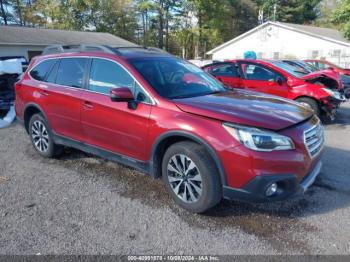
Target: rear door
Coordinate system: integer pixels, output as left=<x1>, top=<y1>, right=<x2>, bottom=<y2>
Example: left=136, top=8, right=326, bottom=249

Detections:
left=238, top=62, right=289, bottom=98
left=81, top=58, right=152, bottom=161
left=43, top=57, right=88, bottom=141
left=205, top=62, right=242, bottom=88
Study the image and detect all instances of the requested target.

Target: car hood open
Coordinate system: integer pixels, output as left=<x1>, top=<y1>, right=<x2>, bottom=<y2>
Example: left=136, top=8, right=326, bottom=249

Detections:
left=174, top=90, right=313, bottom=130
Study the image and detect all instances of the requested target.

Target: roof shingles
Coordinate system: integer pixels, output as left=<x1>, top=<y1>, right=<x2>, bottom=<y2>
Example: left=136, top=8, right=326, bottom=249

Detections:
left=0, top=26, right=137, bottom=47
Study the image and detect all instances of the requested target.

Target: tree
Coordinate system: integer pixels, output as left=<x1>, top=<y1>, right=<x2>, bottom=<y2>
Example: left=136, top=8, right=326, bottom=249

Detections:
left=0, top=0, right=12, bottom=25
left=257, top=0, right=322, bottom=24
left=331, top=0, right=350, bottom=39
left=315, top=0, right=339, bottom=28
left=9, top=0, right=25, bottom=25
left=136, top=0, right=155, bottom=46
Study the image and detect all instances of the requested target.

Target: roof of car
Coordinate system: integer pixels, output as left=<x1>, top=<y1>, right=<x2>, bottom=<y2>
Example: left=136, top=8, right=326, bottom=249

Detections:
left=38, top=45, right=173, bottom=60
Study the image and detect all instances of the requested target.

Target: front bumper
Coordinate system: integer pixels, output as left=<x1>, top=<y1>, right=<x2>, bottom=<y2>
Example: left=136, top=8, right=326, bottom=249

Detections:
left=223, top=161, right=322, bottom=202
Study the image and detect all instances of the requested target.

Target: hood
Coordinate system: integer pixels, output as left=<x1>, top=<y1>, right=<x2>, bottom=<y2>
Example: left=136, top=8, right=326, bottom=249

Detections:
left=174, top=90, right=313, bottom=130
left=301, top=70, right=340, bottom=81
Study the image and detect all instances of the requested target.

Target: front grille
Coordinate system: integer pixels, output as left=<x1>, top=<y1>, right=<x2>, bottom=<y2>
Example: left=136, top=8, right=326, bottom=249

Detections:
left=304, top=121, right=324, bottom=157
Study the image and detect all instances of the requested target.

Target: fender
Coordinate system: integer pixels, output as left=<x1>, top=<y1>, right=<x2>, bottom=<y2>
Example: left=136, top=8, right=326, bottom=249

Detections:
left=150, top=130, right=227, bottom=186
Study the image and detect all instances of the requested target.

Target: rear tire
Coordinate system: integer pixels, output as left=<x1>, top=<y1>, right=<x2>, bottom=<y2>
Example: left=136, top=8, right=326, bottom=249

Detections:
left=28, top=113, right=63, bottom=158
left=296, top=97, right=320, bottom=116
left=162, top=141, right=222, bottom=213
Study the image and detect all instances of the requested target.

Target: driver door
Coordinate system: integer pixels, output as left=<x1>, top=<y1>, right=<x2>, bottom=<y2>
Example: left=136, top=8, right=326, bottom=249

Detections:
left=238, top=62, right=289, bottom=98
left=81, top=58, right=152, bottom=161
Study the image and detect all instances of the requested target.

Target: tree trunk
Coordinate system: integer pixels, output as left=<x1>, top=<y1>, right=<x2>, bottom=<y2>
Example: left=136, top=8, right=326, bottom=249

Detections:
left=0, top=0, right=8, bottom=25
left=157, top=1, right=164, bottom=49
left=16, top=0, right=23, bottom=26
left=165, top=5, right=169, bottom=51
left=198, top=7, right=202, bottom=58
left=142, top=12, right=146, bottom=46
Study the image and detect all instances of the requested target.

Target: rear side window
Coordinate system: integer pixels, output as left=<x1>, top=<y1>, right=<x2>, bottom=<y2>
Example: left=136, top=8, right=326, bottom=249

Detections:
left=56, top=58, right=87, bottom=88
left=46, top=60, right=60, bottom=83
left=210, top=64, right=238, bottom=77
left=30, top=59, right=56, bottom=81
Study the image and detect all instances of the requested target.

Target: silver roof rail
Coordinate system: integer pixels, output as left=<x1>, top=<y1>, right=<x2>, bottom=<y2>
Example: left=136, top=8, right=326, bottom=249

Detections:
left=42, top=44, right=172, bottom=56
left=42, top=44, right=118, bottom=55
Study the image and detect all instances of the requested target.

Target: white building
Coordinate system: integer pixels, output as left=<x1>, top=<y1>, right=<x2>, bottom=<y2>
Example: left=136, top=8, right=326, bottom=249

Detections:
left=207, top=21, right=350, bottom=68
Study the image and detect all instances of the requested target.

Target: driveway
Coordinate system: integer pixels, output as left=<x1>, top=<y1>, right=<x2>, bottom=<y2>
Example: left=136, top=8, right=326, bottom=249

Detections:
left=0, top=102, right=350, bottom=255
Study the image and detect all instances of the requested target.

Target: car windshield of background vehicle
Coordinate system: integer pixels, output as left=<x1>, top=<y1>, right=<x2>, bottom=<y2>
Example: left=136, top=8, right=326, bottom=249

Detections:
left=272, top=61, right=306, bottom=78
left=298, top=61, right=318, bottom=72
left=129, top=57, right=226, bottom=99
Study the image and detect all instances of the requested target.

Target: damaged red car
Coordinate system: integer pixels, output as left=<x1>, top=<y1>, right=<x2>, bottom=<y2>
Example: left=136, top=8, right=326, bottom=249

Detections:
left=203, top=59, right=346, bottom=120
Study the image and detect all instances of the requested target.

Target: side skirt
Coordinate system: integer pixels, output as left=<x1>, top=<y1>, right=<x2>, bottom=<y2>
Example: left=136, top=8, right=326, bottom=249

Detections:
left=53, top=134, right=151, bottom=175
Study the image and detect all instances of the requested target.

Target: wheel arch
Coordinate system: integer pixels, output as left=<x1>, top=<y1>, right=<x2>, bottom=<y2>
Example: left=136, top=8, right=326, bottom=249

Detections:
left=150, top=131, right=227, bottom=186
left=23, top=103, right=50, bottom=134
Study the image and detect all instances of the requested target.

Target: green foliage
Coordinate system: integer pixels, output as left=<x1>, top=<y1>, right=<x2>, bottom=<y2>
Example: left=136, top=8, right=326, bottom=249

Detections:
left=0, top=0, right=327, bottom=58
left=258, top=0, right=322, bottom=24
left=331, top=0, right=350, bottom=39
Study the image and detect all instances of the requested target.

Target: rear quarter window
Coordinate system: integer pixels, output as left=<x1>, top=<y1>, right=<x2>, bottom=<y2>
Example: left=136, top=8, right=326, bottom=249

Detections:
left=29, top=59, right=56, bottom=81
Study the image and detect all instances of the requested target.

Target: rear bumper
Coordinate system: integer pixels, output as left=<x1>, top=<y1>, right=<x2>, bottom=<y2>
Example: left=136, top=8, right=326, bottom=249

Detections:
left=223, top=161, right=322, bottom=202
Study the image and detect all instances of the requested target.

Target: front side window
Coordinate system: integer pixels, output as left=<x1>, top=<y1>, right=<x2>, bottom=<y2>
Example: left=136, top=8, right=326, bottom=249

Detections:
left=129, top=57, right=225, bottom=99
left=89, top=58, right=134, bottom=95
left=89, top=58, right=151, bottom=103
left=210, top=64, right=238, bottom=77
left=241, top=63, right=278, bottom=81
left=30, top=59, right=56, bottom=81
left=56, top=58, right=87, bottom=88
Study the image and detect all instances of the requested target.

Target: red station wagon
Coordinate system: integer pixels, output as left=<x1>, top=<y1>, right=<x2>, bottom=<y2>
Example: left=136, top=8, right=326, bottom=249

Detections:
left=203, top=59, right=346, bottom=120
left=15, top=45, right=324, bottom=213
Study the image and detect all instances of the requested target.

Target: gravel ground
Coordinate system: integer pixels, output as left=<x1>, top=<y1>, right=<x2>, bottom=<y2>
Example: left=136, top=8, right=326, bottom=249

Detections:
left=0, top=102, right=350, bottom=255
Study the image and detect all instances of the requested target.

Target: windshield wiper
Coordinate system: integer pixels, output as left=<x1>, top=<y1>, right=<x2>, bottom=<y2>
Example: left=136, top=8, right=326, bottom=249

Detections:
left=170, top=90, right=222, bottom=99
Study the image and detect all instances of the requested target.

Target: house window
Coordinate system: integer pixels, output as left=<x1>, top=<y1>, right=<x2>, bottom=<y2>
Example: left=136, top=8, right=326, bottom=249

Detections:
left=257, top=52, right=264, bottom=59
left=311, top=50, right=319, bottom=59
left=331, top=50, right=341, bottom=57
left=273, top=52, right=280, bottom=59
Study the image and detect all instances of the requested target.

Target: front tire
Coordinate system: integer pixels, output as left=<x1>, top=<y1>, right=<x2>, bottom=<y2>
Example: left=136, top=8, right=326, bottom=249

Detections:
left=296, top=97, right=320, bottom=116
left=29, top=114, right=62, bottom=158
left=162, top=141, right=221, bottom=213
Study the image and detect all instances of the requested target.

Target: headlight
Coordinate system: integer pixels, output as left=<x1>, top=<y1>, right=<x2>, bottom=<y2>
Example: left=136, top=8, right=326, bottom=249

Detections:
left=223, top=123, right=295, bottom=152
left=322, top=88, right=343, bottom=100
left=322, top=88, right=334, bottom=96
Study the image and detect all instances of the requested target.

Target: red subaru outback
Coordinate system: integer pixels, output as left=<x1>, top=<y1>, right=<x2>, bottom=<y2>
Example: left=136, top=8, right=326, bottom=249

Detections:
left=15, top=45, right=324, bottom=213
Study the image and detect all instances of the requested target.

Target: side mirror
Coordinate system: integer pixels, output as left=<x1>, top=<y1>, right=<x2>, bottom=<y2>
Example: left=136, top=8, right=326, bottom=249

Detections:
left=110, top=87, right=134, bottom=102
left=276, top=76, right=284, bottom=86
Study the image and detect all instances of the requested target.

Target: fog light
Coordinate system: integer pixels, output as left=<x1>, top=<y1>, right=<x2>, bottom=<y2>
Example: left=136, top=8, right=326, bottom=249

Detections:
left=266, top=183, right=278, bottom=197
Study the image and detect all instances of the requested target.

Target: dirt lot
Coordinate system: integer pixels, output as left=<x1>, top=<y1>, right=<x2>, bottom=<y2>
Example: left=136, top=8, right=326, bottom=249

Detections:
left=0, top=102, right=350, bottom=255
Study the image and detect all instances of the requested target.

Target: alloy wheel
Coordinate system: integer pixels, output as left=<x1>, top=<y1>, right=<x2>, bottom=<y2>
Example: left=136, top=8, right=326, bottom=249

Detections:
left=31, top=120, right=50, bottom=153
left=167, top=154, right=202, bottom=203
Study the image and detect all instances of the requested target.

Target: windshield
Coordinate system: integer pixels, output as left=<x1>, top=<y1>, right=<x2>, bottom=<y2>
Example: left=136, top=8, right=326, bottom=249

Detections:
left=271, top=61, right=307, bottom=78
left=295, top=61, right=318, bottom=72
left=129, top=57, right=226, bottom=99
